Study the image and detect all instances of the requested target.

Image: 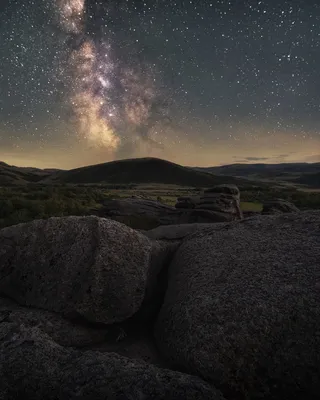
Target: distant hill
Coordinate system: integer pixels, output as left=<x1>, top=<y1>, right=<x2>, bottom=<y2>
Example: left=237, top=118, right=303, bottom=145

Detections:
left=0, top=162, right=59, bottom=185
left=196, top=162, right=320, bottom=188
left=44, top=158, right=249, bottom=187
left=197, top=162, right=320, bottom=177
left=2, top=158, right=318, bottom=188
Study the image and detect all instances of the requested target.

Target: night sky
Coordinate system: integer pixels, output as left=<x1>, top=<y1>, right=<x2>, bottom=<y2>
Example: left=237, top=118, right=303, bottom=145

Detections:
left=0, top=0, right=319, bottom=169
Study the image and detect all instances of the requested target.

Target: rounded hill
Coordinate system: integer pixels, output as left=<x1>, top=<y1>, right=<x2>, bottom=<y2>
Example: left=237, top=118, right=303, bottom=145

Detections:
left=46, top=157, right=242, bottom=186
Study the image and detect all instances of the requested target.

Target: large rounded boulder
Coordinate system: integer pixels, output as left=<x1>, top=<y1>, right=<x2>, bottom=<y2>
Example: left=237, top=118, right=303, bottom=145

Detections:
left=0, top=216, right=164, bottom=324
left=155, top=211, right=320, bottom=400
left=0, top=323, right=224, bottom=400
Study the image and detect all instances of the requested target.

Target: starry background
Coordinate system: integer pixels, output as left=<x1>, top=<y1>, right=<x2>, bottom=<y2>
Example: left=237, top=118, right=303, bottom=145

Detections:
left=0, top=0, right=319, bottom=169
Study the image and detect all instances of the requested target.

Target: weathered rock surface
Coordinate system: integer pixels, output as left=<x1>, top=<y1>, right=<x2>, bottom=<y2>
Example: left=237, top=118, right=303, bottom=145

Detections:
left=0, top=296, right=166, bottom=366
left=262, top=199, right=299, bottom=214
left=155, top=211, right=320, bottom=400
left=0, top=296, right=162, bottom=362
left=0, top=323, right=224, bottom=400
left=0, top=216, right=168, bottom=325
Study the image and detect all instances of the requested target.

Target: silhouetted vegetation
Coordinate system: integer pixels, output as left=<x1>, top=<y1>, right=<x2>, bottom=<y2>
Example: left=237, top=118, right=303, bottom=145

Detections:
left=240, top=185, right=320, bottom=210
left=0, top=185, right=99, bottom=228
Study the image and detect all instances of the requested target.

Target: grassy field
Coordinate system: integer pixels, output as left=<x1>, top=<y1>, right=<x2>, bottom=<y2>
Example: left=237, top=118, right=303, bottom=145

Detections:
left=240, top=201, right=263, bottom=212
left=0, top=183, right=319, bottom=229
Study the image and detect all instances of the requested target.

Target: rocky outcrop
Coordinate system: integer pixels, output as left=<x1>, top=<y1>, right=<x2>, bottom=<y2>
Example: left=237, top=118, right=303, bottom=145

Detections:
left=98, top=196, right=240, bottom=227
left=97, top=198, right=180, bottom=227
left=155, top=211, right=320, bottom=400
left=0, top=323, right=224, bottom=400
left=0, top=216, right=170, bottom=325
left=195, top=184, right=243, bottom=220
left=262, top=199, right=299, bottom=214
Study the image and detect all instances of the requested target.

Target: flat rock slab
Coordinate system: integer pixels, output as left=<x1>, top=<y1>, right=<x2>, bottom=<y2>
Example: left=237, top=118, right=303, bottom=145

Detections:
left=0, top=323, right=224, bottom=400
left=155, top=211, right=320, bottom=400
left=0, top=216, right=158, bottom=324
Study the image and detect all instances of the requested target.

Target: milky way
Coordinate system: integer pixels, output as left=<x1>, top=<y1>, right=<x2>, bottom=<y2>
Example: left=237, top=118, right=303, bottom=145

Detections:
left=0, top=0, right=319, bottom=168
left=54, top=0, right=119, bottom=151
left=53, top=0, right=168, bottom=153
left=56, top=0, right=85, bottom=34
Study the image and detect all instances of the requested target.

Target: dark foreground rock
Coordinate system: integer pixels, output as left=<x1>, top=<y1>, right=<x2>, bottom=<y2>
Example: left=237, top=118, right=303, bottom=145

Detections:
left=0, top=216, right=169, bottom=325
left=0, top=323, right=224, bottom=400
left=0, top=297, right=109, bottom=348
left=0, top=297, right=165, bottom=366
left=155, top=211, right=320, bottom=400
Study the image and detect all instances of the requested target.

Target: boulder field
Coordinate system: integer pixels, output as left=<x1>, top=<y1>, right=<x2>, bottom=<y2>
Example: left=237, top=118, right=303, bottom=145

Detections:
left=0, top=211, right=319, bottom=399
